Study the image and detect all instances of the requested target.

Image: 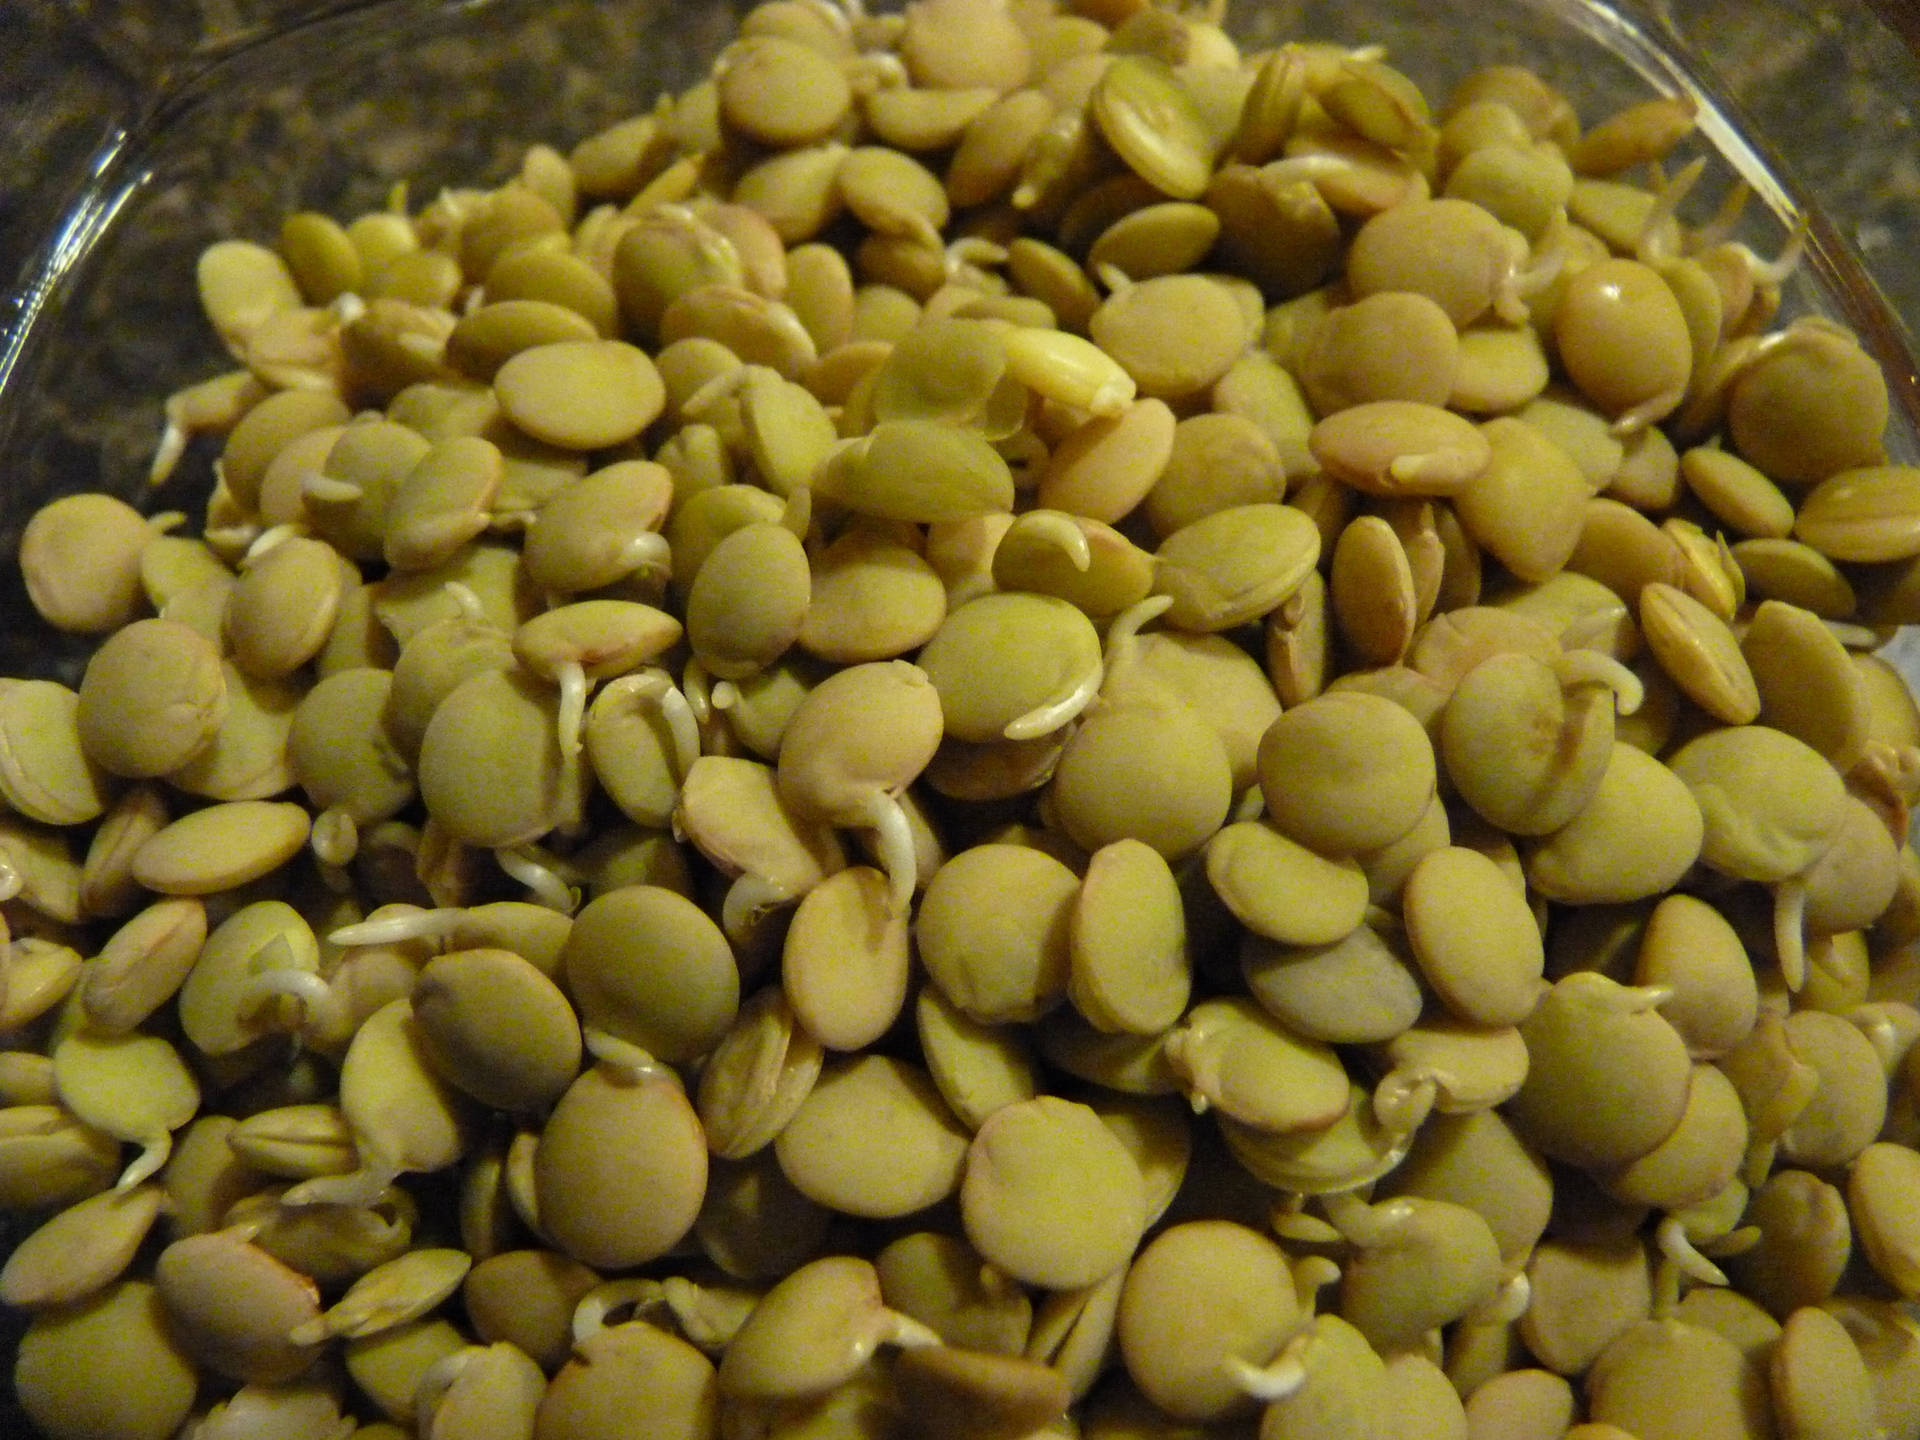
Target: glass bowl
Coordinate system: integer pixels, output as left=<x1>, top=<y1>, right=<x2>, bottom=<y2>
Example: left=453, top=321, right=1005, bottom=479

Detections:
left=2, top=0, right=1919, bottom=1434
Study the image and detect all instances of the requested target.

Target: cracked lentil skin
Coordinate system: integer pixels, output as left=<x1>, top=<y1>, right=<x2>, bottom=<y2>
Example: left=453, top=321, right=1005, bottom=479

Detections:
left=4, top=0, right=1920, bottom=1435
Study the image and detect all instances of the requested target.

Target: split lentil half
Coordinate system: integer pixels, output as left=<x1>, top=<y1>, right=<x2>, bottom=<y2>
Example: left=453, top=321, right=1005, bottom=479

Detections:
left=6, top=0, right=1920, bottom=1436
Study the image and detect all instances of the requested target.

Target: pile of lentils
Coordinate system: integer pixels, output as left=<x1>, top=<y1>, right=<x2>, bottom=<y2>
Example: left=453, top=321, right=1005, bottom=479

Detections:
left=6, top=0, right=1920, bottom=1436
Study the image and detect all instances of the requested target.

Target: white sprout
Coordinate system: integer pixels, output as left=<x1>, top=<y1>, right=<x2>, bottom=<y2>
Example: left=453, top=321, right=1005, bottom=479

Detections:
left=1861, top=742, right=1920, bottom=810
left=1319, top=1189, right=1415, bottom=1249
left=994, top=590, right=1158, bottom=741
left=1741, top=1137, right=1779, bottom=1191
left=1773, top=876, right=1809, bottom=993
left=945, top=235, right=1008, bottom=286
left=675, top=210, right=743, bottom=282
left=1738, top=323, right=1800, bottom=368
left=879, top=1309, right=945, bottom=1351
left=236, top=968, right=350, bottom=1046
left=779, top=484, right=813, bottom=540
left=1656, top=1215, right=1729, bottom=1286
left=996, top=428, right=1050, bottom=490
left=396, top=330, right=444, bottom=366
left=1371, top=1070, right=1439, bottom=1135
left=1175, top=1075, right=1205, bottom=1121
left=1609, top=383, right=1689, bottom=440
left=1263, top=154, right=1354, bottom=190
left=412, top=1346, right=474, bottom=1437
left=583, top=1028, right=667, bottom=1081
left=628, top=668, right=704, bottom=778
left=1490, top=232, right=1536, bottom=328
left=681, top=660, right=715, bottom=730
left=845, top=787, right=919, bottom=917
left=1622, top=982, right=1676, bottom=1014
left=1725, top=220, right=1809, bottom=288
left=443, top=581, right=485, bottom=624
left=1229, top=785, right=1268, bottom=825
left=117, top=1134, right=173, bottom=1191
left=1007, top=590, right=1166, bottom=742
left=1635, top=156, right=1708, bottom=267
left=496, top=846, right=579, bottom=914
left=1226, top=1338, right=1311, bottom=1403
left=299, top=471, right=365, bottom=507
left=1824, top=620, right=1884, bottom=651
left=310, top=809, right=359, bottom=869
left=848, top=50, right=910, bottom=95
left=1015, top=511, right=1093, bottom=572
left=679, top=365, right=750, bottom=423
left=1002, top=661, right=1104, bottom=741
left=1852, top=1005, right=1910, bottom=1073
left=327, top=906, right=463, bottom=948
left=661, top=1275, right=761, bottom=1353
left=1465, top=1270, right=1533, bottom=1327
left=554, top=659, right=588, bottom=759
left=1083, top=368, right=1135, bottom=419
left=721, top=872, right=796, bottom=941
left=284, top=1157, right=400, bottom=1210
left=1388, top=448, right=1466, bottom=487
left=898, top=211, right=945, bottom=258
left=1289, top=1255, right=1342, bottom=1314
left=572, top=1279, right=669, bottom=1347
left=1688, top=178, right=1809, bottom=288
left=150, top=413, right=189, bottom=487
left=1553, top=648, right=1646, bottom=716
left=1103, top=592, right=1175, bottom=674
left=798, top=0, right=855, bottom=33
left=191, top=1390, right=356, bottom=1440
left=205, top=521, right=263, bottom=555
left=616, top=530, right=672, bottom=587
left=1011, top=118, right=1081, bottom=212
left=1556, top=601, right=1632, bottom=657
left=1509, top=225, right=1569, bottom=305
left=1686, top=177, right=1753, bottom=254
left=1707, top=1224, right=1762, bottom=1261
left=243, top=522, right=306, bottom=564
left=0, top=852, right=22, bottom=904
left=1269, top=1203, right=1342, bottom=1248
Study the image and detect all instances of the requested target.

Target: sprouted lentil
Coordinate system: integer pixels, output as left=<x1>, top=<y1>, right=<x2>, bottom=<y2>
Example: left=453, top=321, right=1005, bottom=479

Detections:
left=5, top=0, right=1920, bottom=1436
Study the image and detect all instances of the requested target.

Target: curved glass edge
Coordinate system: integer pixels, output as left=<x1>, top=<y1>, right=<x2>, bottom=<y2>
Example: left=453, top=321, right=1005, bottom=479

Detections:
left=0, top=0, right=730, bottom=548
left=1248, top=0, right=1920, bottom=463
left=1605, top=0, right=1920, bottom=459
left=1652, top=0, right=1920, bottom=347
left=0, top=139, right=139, bottom=451
left=0, top=0, right=396, bottom=491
